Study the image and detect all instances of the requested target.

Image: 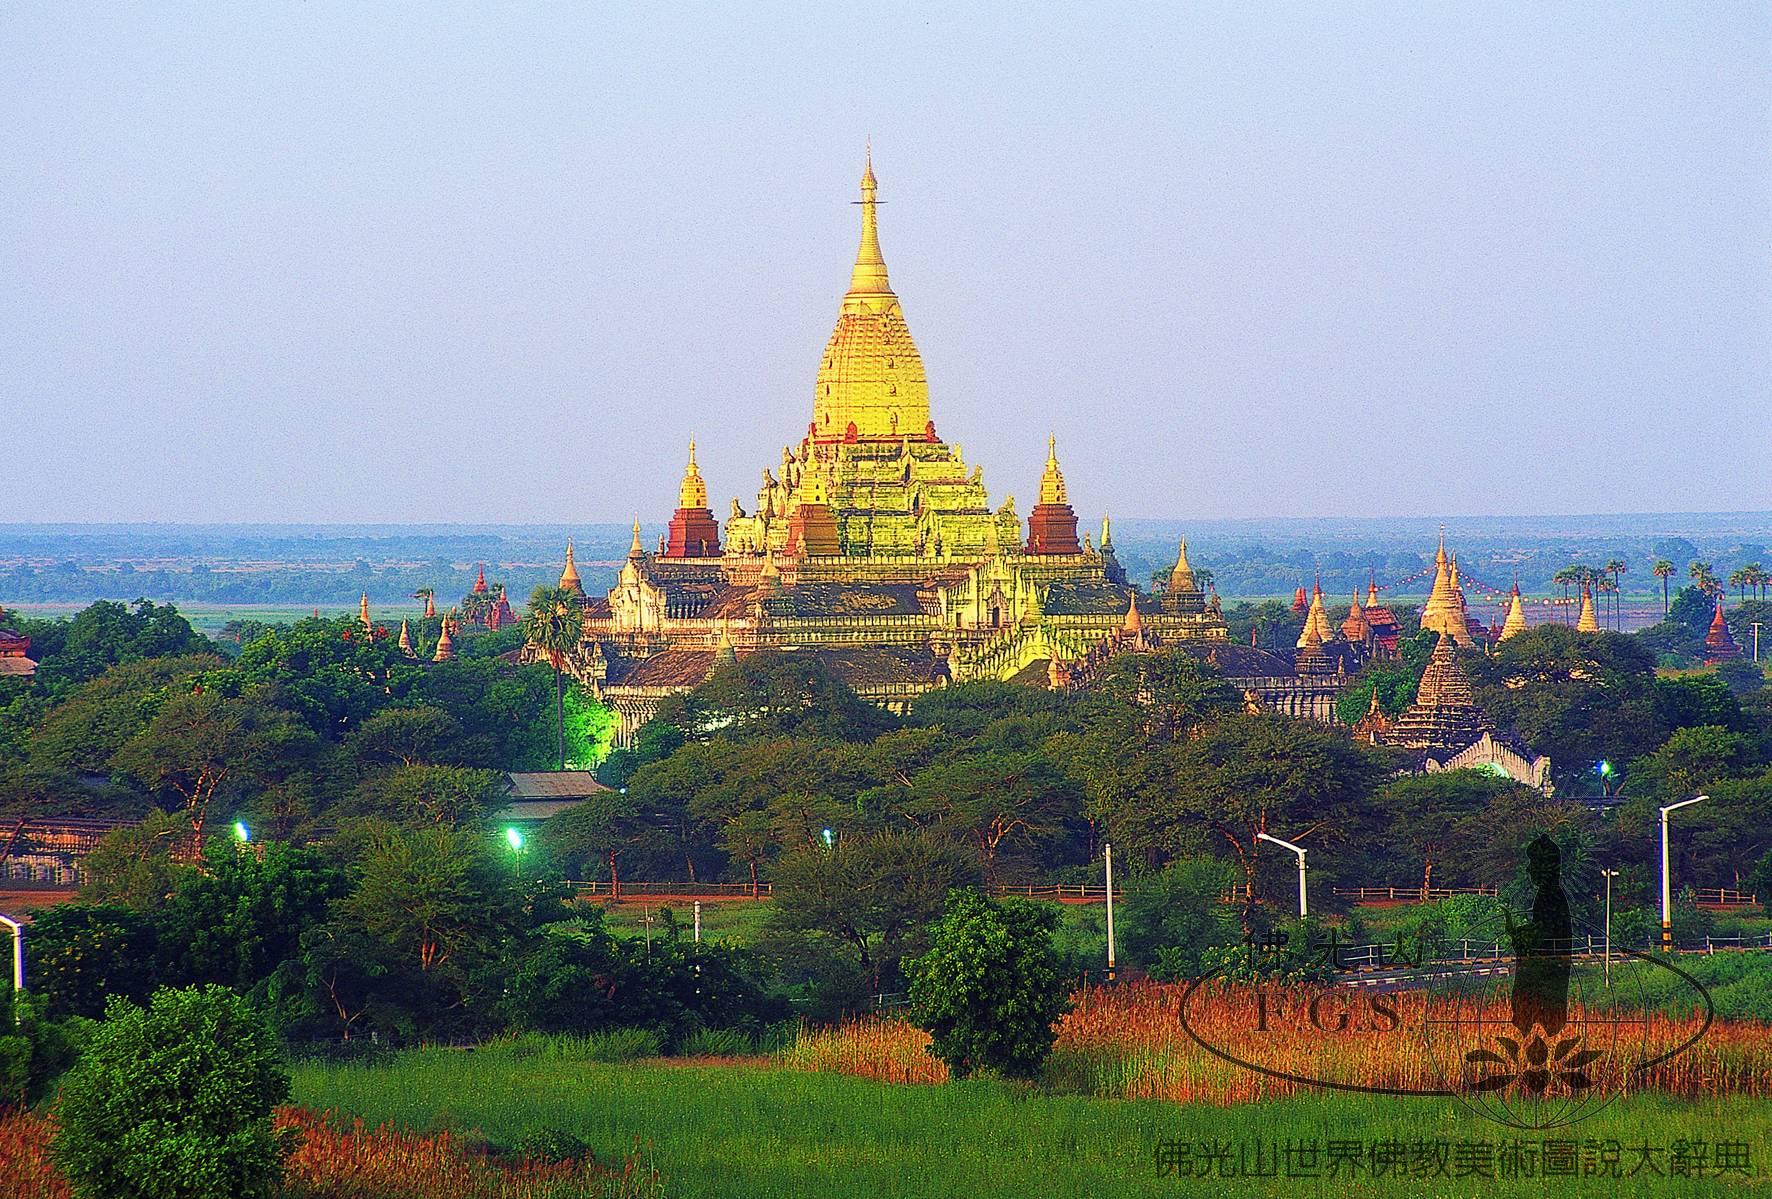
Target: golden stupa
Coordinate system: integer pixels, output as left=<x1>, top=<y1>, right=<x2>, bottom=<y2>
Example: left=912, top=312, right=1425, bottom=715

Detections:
left=540, top=156, right=1251, bottom=744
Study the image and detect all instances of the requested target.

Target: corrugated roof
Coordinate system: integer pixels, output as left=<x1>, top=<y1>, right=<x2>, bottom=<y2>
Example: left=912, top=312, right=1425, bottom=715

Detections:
left=505, top=771, right=610, bottom=799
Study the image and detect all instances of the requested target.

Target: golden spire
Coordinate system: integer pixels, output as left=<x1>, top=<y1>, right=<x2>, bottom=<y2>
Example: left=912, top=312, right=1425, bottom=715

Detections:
left=359, top=593, right=371, bottom=631
left=1298, top=576, right=1336, bottom=647
left=1121, top=590, right=1143, bottom=640
left=397, top=619, right=413, bottom=656
left=559, top=541, right=583, bottom=593
left=1499, top=580, right=1528, bottom=642
left=1100, top=514, right=1112, bottom=548
left=815, top=154, right=930, bottom=441
left=1366, top=572, right=1381, bottom=609
left=848, top=147, right=891, bottom=299
left=424, top=593, right=436, bottom=619
left=628, top=518, right=644, bottom=559
left=1576, top=581, right=1600, bottom=633
left=678, top=440, right=708, bottom=510
left=1037, top=434, right=1068, bottom=506
left=1169, top=538, right=1198, bottom=594
left=433, top=616, right=456, bottom=662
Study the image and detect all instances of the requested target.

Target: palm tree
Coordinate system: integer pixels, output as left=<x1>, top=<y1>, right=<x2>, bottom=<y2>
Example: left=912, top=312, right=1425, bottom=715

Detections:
left=1652, top=559, right=1675, bottom=616
left=1690, top=560, right=1720, bottom=599
left=1553, top=566, right=1582, bottom=623
left=1736, top=559, right=1764, bottom=598
left=1605, top=558, right=1627, bottom=630
left=523, top=585, right=584, bottom=769
left=1729, top=567, right=1751, bottom=605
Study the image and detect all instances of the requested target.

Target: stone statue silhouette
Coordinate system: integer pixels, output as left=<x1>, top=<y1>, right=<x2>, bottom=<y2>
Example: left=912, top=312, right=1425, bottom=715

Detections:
left=1503, top=834, right=1572, bottom=1036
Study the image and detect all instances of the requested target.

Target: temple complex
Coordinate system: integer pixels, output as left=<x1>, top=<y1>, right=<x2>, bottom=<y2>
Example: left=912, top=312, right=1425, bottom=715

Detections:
left=1371, top=634, right=1552, bottom=792
left=543, top=156, right=1250, bottom=743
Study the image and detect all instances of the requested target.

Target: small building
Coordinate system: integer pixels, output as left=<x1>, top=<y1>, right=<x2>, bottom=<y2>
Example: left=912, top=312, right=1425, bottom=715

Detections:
left=493, top=771, right=612, bottom=830
left=0, top=629, right=36, bottom=680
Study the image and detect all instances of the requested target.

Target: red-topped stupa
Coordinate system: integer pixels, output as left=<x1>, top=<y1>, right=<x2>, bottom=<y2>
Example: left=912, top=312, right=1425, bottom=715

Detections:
left=663, top=441, right=723, bottom=558
left=1024, top=435, right=1081, bottom=555
left=1704, top=601, right=1742, bottom=664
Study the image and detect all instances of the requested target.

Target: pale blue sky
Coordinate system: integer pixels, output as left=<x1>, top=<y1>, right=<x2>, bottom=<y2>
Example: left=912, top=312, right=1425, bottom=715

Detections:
left=3, top=4, right=1766, bottom=523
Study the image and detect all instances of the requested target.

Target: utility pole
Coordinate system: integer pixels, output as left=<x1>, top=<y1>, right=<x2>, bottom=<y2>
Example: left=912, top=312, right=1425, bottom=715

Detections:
left=1600, top=869, right=1620, bottom=985
left=1104, top=843, right=1116, bottom=983
left=0, top=912, right=21, bottom=995
left=693, top=900, right=702, bottom=945
left=1660, top=797, right=1707, bottom=952
left=1751, top=621, right=1762, bottom=663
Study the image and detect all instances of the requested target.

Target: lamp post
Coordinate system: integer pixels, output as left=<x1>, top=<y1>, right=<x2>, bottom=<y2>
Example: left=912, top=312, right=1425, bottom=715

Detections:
left=1659, top=796, right=1707, bottom=952
left=505, top=827, right=524, bottom=879
left=1599, top=869, right=1620, bottom=984
left=0, top=912, right=21, bottom=996
left=1104, top=843, right=1116, bottom=983
left=1256, top=832, right=1308, bottom=919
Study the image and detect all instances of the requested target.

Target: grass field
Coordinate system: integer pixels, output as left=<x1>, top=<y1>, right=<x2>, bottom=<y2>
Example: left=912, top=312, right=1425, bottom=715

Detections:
left=291, top=1044, right=1772, bottom=1197
left=596, top=900, right=776, bottom=946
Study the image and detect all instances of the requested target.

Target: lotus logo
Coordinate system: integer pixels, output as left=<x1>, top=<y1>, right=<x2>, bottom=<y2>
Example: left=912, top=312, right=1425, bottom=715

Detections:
left=1179, top=834, right=1713, bottom=1129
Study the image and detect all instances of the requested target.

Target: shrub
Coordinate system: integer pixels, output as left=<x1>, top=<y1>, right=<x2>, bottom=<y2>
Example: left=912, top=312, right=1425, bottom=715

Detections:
left=905, top=889, right=1071, bottom=1080
left=52, top=984, right=290, bottom=1199
left=0, top=990, right=88, bottom=1108
left=1119, top=857, right=1235, bottom=980
left=512, top=1126, right=588, bottom=1163
left=27, top=905, right=158, bottom=1019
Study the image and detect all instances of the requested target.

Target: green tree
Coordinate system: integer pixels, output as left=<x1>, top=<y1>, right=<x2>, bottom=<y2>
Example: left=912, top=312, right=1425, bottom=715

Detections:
left=26, top=904, right=159, bottom=1018
left=341, top=822, right=512, bottom=976
left=906, top=888, right=1072, bottom=1079
left=349, top=763, right=506, bottom=827
left=1174, top=714, right=1388, bottom=926
left=522, top=585, right=584, bottom=769
left=768, top=830, right=977, bottom=996
left=1652, top=559, right=1676, bottom=616
left=112, top=688, right=316, bottom=838
left=342, top=704, right=461, bottom=769
left=155, top=838, right=347, bottom=994
left=543, top=788, right=668, bottom=899
left=656, top=651, right=896, bottom=743
left=1118, top=857, right=1237, bottom=980
left=52, top=984, right=290, bottom=1199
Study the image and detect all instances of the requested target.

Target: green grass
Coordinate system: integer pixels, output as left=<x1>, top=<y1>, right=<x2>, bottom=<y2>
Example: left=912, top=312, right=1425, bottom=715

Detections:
left=292, top=1047, right=1772, bottom=1197
left=596, top=900, right=776, bottom=946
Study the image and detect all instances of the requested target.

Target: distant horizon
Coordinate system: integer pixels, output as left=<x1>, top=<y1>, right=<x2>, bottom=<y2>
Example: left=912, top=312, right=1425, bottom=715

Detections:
left=3, top=508, right=1770, bottom=532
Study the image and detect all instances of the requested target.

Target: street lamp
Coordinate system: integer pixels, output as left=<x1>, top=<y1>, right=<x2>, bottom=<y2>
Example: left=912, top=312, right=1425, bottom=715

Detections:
left=1256, top=832, right=1309, bottom=919
left=0, top=912, right=21, bottom=996
left=505, top=827, right=524, bottom=878
left=1599, top=869, right=1621, bottom=984
left=1104, top=843, right=1116, bottom=983
left=1659, top=796, right=1707, bottom=952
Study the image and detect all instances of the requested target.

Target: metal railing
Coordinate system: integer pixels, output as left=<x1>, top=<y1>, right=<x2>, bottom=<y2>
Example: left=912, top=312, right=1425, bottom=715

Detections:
left=567, top=880, right=774, bottom=899
left=1333, top=931, right=1772, bottom=971
left=1331, top=885, right=1500, bottom=903
left=1694, top=887, right=1760, bottom=907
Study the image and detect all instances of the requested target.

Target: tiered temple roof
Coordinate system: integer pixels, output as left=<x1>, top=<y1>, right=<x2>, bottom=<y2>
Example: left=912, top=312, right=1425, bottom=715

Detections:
left=1378, top=633, right=1551, bottom=791
left=1704, top=602, right=1742, bottom=664
left=535, top=157, right=1252, bottom=744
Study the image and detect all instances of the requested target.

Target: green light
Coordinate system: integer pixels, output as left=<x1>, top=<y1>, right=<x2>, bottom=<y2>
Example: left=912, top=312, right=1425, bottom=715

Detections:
left=233, top=821, right=250, bottom=843
left=505, top=827, right=524, bottom=851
